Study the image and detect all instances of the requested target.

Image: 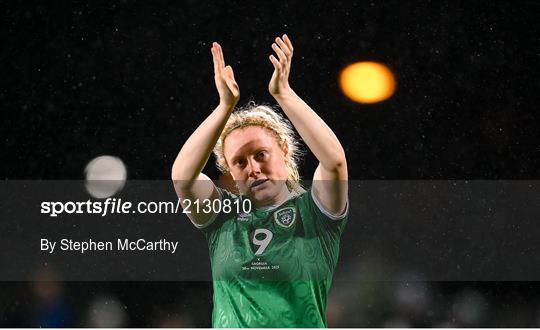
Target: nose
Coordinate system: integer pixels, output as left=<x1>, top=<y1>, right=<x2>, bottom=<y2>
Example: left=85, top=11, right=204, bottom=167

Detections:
left=247, top=157, right=261, bottom=177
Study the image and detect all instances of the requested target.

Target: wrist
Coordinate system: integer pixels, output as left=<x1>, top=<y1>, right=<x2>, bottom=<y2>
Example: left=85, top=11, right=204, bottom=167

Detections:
left=271, top=87, right=296, bottom=102
left=217, top=101, right=236, bottom=112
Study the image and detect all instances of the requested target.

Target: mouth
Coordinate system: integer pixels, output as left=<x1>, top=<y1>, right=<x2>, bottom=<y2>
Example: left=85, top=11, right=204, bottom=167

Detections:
left=250, top=179, right=269, bottom=190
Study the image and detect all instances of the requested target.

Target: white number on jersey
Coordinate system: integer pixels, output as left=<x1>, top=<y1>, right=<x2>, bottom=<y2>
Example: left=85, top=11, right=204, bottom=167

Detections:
left=252, top=228, right=273, bottom=255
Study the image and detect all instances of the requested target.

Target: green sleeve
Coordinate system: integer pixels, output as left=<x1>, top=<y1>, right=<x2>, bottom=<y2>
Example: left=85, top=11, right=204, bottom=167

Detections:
left=306, top=187, right=349, bottom=235
left=195, top=187, right=239, bottom=245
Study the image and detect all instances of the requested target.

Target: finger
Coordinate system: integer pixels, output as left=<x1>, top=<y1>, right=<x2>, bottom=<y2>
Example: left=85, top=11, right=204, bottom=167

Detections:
left=212, top=43, right=223, bottom=74
left=275, top=37, right=291, bottom=57
left=283, top=34, right=294, bottom=52
left=272, top=43, right=287, bottom=64
left=269, top=54, right=281, bottom=71
left=211, top=44, right=220, bottom=75
left=216, top=43, right=226, bottom=69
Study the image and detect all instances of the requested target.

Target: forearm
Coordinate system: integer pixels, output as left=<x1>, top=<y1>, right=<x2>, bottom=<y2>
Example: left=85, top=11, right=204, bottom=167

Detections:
left=171, top=103, right=233, bottom=187
left=273, top=89, right=346, bottom=170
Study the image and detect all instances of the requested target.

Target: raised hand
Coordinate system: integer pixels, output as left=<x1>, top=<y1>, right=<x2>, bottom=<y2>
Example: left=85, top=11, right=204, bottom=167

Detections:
left=211, top=42, right=240, bottom=108
left=268, top=34, right=294, bottom=97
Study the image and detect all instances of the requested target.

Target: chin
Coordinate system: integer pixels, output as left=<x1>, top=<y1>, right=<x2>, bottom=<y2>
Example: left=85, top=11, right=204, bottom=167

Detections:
left=251, top=191, right=272, bottom=204
left=250, top=184, right=281, bottom=205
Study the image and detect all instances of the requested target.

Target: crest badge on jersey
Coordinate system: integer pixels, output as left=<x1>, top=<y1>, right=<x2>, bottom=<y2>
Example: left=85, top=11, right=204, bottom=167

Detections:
left=274, top=207, right=296, bottom=228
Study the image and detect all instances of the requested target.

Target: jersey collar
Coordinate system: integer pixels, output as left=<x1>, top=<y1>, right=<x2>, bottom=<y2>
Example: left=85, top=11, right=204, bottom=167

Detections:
left=254, top=190, right=296, bottom=212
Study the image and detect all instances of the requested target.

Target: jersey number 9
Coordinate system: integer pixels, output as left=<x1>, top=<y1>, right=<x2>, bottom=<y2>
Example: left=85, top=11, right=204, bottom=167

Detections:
left=252, top=228, right=273, bottom=255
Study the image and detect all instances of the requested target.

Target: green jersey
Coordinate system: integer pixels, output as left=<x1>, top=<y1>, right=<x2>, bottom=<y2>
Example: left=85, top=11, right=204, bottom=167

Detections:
left=197, top=187, right=348, bottom=328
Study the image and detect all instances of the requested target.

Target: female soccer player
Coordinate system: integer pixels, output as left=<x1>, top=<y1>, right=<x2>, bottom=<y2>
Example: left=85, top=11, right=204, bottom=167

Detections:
left=172, top=35, right=348, bottom=327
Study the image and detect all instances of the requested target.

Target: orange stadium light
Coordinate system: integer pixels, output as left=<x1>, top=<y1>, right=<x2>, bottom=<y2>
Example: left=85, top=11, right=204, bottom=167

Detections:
left=339, top=61, right=396, bottom=104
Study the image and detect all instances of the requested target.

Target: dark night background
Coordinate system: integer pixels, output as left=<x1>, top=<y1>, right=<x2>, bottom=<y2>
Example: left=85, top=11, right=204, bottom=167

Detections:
left=1, top=0, right=539, bottom=327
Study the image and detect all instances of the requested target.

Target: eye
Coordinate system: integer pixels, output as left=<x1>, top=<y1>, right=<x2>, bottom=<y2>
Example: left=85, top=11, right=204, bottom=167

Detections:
left=234, top=159, right=246, bottom=167
left=256, top=151, right=267, bottom=160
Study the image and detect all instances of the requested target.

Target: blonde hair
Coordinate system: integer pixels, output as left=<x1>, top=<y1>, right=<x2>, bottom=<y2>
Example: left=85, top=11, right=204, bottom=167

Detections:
left=213, top=102, right=305, bottom=194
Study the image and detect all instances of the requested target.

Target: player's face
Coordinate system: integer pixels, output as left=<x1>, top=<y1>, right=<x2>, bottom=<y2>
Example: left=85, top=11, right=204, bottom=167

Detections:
left=223, top=126, right=289, bottom=206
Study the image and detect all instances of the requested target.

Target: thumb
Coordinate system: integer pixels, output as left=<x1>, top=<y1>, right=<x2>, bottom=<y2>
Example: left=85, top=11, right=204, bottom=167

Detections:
left=225, top=78, right=239, bottom=95
left=225, top=65, right=235, bottom=80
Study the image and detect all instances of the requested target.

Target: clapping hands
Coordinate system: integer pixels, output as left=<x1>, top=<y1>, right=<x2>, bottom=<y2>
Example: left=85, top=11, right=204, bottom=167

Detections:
left=210, top=35, right=294, bottom=105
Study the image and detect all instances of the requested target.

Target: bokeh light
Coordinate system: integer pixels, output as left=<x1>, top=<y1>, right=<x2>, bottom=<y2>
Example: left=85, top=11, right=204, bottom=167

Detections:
left=85, top=295, right=128, bottom=327
left=84, top=155, right=127, bottom=199
left=339, top=61, right=396, bottom=104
